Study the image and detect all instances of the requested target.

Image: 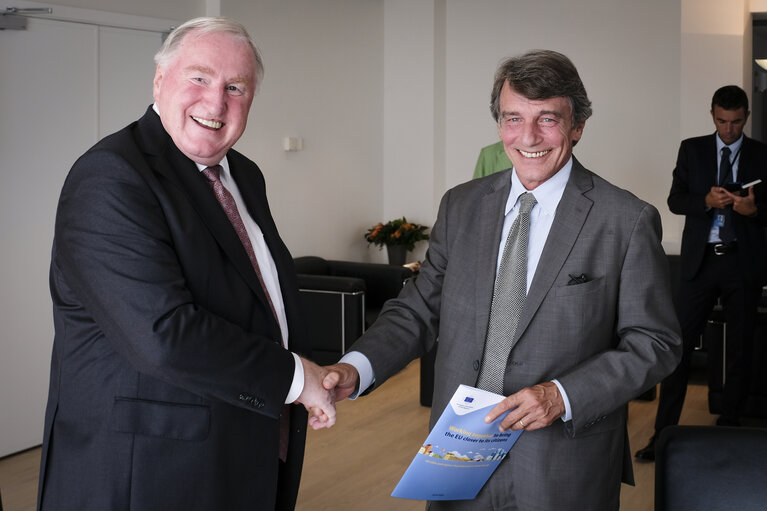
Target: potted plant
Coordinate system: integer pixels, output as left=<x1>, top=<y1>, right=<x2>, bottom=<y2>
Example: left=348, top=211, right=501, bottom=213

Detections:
left=365, top=217, right=430, bottom=265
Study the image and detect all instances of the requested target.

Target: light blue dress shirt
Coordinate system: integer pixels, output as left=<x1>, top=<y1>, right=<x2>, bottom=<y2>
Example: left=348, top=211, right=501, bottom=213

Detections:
left=708, top=133, right=743, bottom=243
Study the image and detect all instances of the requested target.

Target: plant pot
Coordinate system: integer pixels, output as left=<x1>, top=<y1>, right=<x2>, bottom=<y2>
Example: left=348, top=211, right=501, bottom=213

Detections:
left=386, top=245, right=407, bottom=266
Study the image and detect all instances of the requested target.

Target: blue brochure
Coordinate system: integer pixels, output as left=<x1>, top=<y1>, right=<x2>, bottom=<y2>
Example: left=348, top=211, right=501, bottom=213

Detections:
left=391, top=384, right=523, bottom=501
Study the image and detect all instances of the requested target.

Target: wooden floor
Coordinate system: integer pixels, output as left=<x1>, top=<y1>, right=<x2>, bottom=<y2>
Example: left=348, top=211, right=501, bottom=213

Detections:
left=0, top=360, right=726, bottom=510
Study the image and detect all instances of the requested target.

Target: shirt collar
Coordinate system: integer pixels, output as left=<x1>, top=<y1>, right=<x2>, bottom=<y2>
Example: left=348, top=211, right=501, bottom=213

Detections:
left=716, top=133, right=744, bottom=156
left=195, top=158, right=230, bottom=175
left=505, top=157, right=572, bottom=216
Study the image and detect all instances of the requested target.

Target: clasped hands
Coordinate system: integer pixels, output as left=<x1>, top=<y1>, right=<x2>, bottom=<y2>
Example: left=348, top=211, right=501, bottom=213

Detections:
left=296, top=359, right=364, bottom=430
left=304, top=361, right=565, bottom=433
left=706, top=185, right=757, bottom=216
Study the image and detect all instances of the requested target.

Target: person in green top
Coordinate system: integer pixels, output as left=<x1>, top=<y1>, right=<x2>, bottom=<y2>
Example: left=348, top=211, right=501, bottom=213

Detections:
left=472, top=140, right=512, bottom=179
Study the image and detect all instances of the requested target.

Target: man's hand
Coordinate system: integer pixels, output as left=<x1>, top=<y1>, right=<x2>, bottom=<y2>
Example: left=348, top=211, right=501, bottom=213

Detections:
left=322, top=363, right=360, bottom=402
left=484, top=382, right=565, bottom=432
left=728, top=186, right=758, bottom=216
left=296, top=357, right=337, bottom=430
left=705, top=186, right=734, bottom=209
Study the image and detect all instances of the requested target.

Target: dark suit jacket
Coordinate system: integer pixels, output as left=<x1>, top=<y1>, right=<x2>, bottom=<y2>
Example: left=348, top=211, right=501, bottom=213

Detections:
left=38, top=107, right=308, bottom=510
left=350, top=159, right=682, bottom=509
left=668, top=133, right=767, bottom=281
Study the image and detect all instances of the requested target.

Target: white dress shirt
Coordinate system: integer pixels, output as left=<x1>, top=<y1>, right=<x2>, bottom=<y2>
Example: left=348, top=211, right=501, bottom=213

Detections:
left=195, top=158, right=304, bottom=404
left=152, top=103, right=304, bottom=403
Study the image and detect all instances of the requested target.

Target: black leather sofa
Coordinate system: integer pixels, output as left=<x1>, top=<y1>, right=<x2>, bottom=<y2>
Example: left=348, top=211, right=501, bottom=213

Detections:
left=293, top=256, right=413, bottom=365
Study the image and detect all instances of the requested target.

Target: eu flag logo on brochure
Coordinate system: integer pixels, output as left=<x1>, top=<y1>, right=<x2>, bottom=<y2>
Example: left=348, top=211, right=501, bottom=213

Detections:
left=391, top=385, right=523, bottom=501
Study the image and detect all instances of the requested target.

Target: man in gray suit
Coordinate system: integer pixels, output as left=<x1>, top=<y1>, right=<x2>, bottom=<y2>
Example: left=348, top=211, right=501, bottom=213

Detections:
left=325, top=50, right=682, bottom=510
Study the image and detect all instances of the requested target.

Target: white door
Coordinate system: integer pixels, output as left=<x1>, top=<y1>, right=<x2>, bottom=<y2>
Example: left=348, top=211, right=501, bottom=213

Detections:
left=0, top=8, right=170, bottom=457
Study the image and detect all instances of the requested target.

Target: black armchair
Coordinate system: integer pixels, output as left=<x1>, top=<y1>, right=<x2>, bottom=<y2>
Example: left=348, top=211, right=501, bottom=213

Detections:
left=293, top=256, right=413, bottom=365
left=655, top=425, right=767, bottom=511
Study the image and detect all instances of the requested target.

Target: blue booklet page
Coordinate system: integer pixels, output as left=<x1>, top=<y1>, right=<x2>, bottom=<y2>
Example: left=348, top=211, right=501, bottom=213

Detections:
left=391, top=384, right=523, bottom=501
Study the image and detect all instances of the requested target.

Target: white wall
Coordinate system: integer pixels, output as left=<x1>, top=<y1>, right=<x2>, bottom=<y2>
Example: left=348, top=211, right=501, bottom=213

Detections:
left=29, top=0, right=203, bottom=21
left=0, top=5, right=176, bottom=457
left=222, top=0, right=386, bottom=262
left=378, top=0, right=440, bottom=263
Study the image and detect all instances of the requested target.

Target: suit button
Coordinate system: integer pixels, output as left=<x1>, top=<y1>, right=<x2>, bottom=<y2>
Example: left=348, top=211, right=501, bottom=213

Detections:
left=255, top=398, right=265, bottom=408
left=473, top=360, right=480, bottom=371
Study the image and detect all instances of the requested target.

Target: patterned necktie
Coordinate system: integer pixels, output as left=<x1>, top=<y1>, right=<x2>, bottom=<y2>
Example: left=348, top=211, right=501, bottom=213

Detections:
left=717, top=147, right=735, bottom=243
left=477, top=192, right=537, bottom=394
left=202, top=165, right=289, bottom=461
left=202, top=165, right=281, bottom=324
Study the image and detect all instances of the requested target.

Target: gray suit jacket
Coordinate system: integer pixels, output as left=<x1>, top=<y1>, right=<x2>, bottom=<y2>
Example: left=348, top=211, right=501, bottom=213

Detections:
left=351, top=158, right=682, bottom=509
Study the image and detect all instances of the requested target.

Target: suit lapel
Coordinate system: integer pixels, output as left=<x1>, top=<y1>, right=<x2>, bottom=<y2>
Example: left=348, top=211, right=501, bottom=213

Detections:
left=706, top=134, right=718, bottom=187
left=514, top=159, right=594, bottom=342
left=229, top=154, right=306, bottom=350
left=228, top=153, right=297, bottom=304
left=474, top=172, right=513, bottom=347
left=135, top=107, right=270, bottom=306
left=228, top=154, right=277, bottom=254
left=738, top=136, right=757, bottom=184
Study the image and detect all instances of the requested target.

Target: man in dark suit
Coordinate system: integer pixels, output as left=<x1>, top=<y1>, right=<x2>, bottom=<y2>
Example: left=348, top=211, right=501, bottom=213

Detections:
left=38, top=17, right=335, bottom=510
left=635, top=85, right=767, bottom=461
left=324, top=50, right=682, bottom=510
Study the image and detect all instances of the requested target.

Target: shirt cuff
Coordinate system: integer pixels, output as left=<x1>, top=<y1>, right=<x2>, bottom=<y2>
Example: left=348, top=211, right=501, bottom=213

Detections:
left=552, top=379, right=572, bottom=422
left=338, top=351, right=374, bottom=399
left=285, top=352, right=304, bottom=404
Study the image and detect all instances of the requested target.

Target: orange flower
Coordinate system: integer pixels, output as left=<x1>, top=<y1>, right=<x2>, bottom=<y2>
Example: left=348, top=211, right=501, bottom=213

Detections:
left=369, top=224, right=383, bottom=238
left=364, top=217, right=430, bottom=250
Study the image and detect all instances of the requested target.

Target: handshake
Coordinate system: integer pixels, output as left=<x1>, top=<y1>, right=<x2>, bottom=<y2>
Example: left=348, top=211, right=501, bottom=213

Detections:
left=295, top=357, right=568, bottom=433
left=295, top=358, right=361, bottom=430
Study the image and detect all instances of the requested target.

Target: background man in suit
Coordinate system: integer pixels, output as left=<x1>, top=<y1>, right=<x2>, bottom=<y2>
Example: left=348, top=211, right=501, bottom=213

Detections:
left=635, top=85, right=767, bottom=461
left=324, top=50, right=682, bottom=510
left=38, top=17, right=335, bottom=511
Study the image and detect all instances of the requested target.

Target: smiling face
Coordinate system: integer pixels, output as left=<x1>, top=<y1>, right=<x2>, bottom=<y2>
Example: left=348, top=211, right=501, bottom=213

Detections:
left=497, top=81, right=585, bottom=190
left=153, top=30, right=257, bottom=166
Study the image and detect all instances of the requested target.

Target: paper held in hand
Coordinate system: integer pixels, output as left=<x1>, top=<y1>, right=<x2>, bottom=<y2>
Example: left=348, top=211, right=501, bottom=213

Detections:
left=391, top=384, right=523, bottom=501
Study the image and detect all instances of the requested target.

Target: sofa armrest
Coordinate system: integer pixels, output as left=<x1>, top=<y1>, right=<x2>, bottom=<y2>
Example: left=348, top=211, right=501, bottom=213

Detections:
left=325, top=260, right=413, bottom=306
left=296, top=274, right=366, bottom=294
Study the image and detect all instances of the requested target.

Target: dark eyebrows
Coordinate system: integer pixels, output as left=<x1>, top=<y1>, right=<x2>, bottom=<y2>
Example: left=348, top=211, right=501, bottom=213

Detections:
left=715, top=117, right=745, bottom=123
left=539, top=110, right=564, bottom=119
left=501, top=109, right=564, bottom=119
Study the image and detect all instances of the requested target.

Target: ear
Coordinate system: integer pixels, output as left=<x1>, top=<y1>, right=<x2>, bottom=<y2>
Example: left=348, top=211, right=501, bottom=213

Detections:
left=571, top=121, right=585, bottom=144
left=152, top=67, right=163, bottom=101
